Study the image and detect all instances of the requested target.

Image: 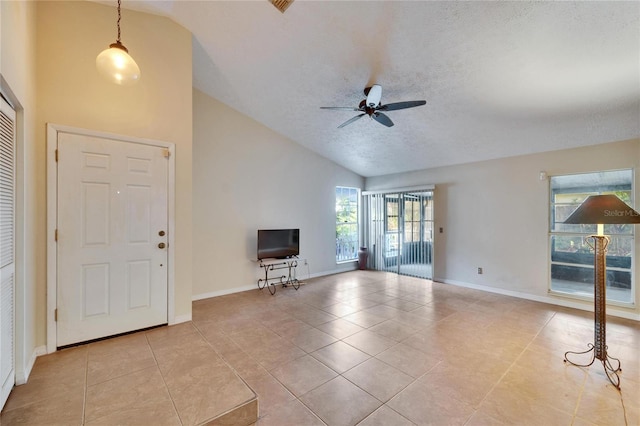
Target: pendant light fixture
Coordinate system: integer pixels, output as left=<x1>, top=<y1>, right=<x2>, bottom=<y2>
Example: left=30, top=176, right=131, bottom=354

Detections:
left=96, top=0, right=140, bottom=85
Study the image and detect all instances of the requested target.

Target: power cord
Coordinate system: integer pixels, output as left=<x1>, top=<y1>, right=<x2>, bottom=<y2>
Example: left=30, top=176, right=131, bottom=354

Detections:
left=618, top=387, right=628, bottom=426
left=295, top=259, right=311, bottom=285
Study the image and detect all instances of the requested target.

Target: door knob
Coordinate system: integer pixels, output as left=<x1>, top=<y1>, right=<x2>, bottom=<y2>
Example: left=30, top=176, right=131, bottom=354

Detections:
left=158, top=230, right=166, bottom=236
left=158, top=242, right=166, bottom=249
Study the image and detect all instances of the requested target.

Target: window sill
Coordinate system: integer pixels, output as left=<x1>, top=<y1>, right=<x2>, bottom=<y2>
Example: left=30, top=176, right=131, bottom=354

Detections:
left=337, top=259, right=358, bottom=265
left=548, top=289, right=635, bottom=309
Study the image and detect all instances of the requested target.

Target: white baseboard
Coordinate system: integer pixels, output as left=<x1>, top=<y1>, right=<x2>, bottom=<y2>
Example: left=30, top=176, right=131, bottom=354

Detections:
left=309, top=264, right=358, bottom=279
left=170, top=313, right=192, bottom=325
left=435, top=277, right=640, bottom=322
left=15, top=345, right=47, bottom=385
left=193, top=284, right=256, bottom=301
left=191, top=265, right=358, bottom=302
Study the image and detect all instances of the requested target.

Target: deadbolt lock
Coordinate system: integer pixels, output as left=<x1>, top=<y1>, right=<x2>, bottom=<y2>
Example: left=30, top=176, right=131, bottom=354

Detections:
left=158, top=230, right=166, bottom=236
left=158, top=242, right=166, bottom=249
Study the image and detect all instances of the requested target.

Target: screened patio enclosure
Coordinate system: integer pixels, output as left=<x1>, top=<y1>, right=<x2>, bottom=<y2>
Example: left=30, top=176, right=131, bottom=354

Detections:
left=549, top=170, right=635, bottom=304
left=363, top=187, right=434, bottom=279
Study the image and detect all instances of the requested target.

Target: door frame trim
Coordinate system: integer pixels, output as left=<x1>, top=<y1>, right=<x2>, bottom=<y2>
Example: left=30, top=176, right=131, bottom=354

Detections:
left=46, top=124, right=176, bottom=353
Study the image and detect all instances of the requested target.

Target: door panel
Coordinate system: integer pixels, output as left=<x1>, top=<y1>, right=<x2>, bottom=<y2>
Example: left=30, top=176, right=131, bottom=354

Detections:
left=82, top=182, right=110, bottom=246
left=127, top=260, right=151, bottom=309
left=83, top=263, right=109, bottom=317
left=57, top=133, right=168, bottom=347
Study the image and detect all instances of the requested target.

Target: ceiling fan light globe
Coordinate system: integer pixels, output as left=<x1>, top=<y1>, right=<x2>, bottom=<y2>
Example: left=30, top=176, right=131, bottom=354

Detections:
left=365, top=84, right=382, bottom=109
left=96, top=43, right=141, bottom=86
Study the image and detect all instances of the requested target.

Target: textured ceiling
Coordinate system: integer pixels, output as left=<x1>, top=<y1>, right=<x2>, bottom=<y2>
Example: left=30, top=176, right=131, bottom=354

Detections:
left=117, top=1, right=639, bottom=177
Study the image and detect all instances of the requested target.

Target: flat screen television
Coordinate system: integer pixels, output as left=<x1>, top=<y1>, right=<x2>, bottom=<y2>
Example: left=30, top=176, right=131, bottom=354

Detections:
left=257, top=229, right=299, bottom=260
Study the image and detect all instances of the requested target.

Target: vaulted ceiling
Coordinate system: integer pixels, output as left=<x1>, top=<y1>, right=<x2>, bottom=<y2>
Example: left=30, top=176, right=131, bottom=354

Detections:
left=117, top=1, right=639, bottom=177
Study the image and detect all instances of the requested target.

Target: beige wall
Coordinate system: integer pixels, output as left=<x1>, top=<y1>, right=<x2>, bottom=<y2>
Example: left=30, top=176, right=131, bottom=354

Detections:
left=366, top=139, right=640, bottom=319
left=34, top=1, right=193, bottom=344
left=192, top=89, right=364, bottom=297
left=1, top=0, right=38, bottom=381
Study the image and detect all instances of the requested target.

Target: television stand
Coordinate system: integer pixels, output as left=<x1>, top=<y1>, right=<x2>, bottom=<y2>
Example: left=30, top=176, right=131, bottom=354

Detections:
left=257, top=258, right=303, bottom=295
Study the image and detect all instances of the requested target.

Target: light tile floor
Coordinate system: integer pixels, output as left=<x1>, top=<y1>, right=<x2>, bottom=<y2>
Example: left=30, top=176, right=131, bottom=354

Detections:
left=2, top=270, right=639, bottom=425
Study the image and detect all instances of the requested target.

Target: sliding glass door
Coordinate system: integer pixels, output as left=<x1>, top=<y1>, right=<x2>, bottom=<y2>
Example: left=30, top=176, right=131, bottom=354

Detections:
left=364, top=190, right=434, bottom=279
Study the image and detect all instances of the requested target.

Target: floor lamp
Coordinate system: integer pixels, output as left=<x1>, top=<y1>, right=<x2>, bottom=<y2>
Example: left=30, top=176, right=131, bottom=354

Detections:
left=562, top=194, right=640, bottom=389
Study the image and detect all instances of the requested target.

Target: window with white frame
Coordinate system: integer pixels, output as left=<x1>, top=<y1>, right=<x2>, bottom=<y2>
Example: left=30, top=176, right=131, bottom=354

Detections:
left=549, top=169, right=634, bottom=304
left=336, top=186, right=359, bottom=262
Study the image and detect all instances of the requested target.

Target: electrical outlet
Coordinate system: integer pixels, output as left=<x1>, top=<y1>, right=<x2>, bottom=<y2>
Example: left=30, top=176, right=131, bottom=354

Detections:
left=477, top=267, right=483, bottom=274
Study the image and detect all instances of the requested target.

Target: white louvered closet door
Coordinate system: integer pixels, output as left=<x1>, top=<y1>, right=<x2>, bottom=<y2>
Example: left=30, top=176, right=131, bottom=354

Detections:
left=0, top=97, right=16, bottom=409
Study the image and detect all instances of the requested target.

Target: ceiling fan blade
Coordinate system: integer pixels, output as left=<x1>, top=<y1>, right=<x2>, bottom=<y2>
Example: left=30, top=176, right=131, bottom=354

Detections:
left=366, top=84, right=382, bottom=108
left=372, top=112, right=394, bottom=127
left=320, top=106, right=361, bottom=111
left=337, top=113, right=366, bottom=128
left=379, top=100, right=426, bottom=111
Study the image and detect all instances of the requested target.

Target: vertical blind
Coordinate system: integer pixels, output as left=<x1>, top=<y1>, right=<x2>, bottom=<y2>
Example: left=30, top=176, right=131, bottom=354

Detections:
left=362, top=187, right=434, bottom=279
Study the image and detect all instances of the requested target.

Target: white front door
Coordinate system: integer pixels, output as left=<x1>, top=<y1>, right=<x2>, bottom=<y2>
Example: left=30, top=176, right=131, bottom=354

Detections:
left=0, top=97, right=16, bottom=409
left=56, top=132, right=169, bottom=347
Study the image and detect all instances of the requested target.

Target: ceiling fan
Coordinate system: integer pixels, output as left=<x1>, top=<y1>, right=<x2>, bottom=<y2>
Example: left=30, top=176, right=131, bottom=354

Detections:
left=320, top=84, right=426, bottom=128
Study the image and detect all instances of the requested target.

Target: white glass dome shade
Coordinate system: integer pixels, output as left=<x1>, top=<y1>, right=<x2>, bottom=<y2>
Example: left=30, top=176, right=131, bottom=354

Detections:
left=96, top=41, right=140, bottom=86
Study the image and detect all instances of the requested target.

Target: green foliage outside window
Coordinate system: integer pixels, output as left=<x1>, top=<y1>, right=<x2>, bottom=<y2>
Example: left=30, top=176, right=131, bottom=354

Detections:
left=336, top=187, right=359, bottom=262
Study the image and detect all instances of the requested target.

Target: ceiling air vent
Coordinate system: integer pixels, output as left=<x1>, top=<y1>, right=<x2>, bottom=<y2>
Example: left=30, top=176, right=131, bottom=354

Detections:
left=270, top=0, right=294, bottom=13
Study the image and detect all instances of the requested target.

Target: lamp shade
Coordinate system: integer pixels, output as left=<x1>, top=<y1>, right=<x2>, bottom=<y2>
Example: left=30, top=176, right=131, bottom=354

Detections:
left=563, top=194, right=640, bottom=225
left=96, top=42, right=140, bottom=86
